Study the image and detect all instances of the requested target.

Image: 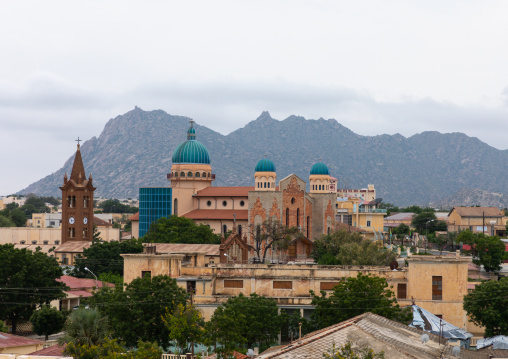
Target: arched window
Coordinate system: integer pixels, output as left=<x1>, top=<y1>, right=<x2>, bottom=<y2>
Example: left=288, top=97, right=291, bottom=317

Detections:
left=306, top=216, right=310, bottom=237
left=187, top=172, right=193, bottom=177
left=195, top=172, right=200, bottom=177
left=264, top=182, right=267, bottom=188
left=223, top=224, right=227, bottom=235
left=174, top=172, right=178, bottom=177
left=208, top=172, right=211, bottom=177
left=238, top=225, right=242, bottom=236
left=174, top=199, right=178, bottom=216
left=67, top=196, right=72, bottom=207
left=297, top=208, right=300, bottom=227
left=267, top=182, right=270, bottom=188
left=286, top=208, right=289, bottom=227
left=180, top=172, right=185, bottom=177
left=72, top=196, right=76, bottom=207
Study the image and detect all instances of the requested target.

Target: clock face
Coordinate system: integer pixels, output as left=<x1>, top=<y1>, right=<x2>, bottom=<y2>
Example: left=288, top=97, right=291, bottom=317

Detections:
left=69, top=217, right=75, bottom=225
left=83, top=217, right=88, bottom=225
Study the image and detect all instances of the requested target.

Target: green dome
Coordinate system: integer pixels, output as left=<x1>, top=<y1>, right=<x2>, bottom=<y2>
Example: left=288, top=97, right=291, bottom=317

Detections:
left=310, top=162, right=329, bottom=175
left=255, top=158, right=276, bottom=172
left=172, top=122, right=210, bottom=164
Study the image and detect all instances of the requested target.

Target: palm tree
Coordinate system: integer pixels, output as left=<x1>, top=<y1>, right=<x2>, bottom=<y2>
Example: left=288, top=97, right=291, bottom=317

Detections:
left=59, top=308, right=111, bottom=346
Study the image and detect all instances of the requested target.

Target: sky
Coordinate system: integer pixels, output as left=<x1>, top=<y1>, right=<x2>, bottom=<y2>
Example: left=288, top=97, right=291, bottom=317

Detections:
left=1, top=1, right=508, bottom=196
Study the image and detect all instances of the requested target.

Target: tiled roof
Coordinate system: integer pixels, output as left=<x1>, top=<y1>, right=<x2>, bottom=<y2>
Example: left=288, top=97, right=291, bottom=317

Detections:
left=57, top=275, right=114, bottom=289
left=30, top=343, right=66, bottom=356
left=0, top=332, right=44, bottom=348
left=148, top=243, right=220, bottom=256
left=468, top=283, right=479, bottom=290
left=194, top=186, right=253, bottom=197
left=184, top=209, right=248, bottom=220
left=450, top=206, right=503, bottom=218
left=93, top=216, right=113, bottom=227
left=130, top=212, right=139, bottom=221
left=468, top=262, right=481, bottom=271
left=54, top=241, right=92, bottom=253
left=384, top=212, right=415, bottom=221
left=258, top=313, right=454, bottom=359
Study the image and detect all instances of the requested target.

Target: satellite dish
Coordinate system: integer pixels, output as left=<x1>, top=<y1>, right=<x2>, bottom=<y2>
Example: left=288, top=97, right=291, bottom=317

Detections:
left=421, top=334, right=429, bottom=344
left=389, top=261, right=399, bottom=270
left=247, top=349, right=255, bottom=358
left=452, top=346, right=461, bottom=356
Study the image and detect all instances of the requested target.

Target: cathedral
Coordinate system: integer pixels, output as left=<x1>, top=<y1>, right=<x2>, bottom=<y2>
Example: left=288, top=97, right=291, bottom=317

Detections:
left=158, top=121, right=337, bottom=262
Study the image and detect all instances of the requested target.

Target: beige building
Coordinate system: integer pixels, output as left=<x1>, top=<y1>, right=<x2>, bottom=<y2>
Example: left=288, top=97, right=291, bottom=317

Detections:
left=448, top=206, right=507, bottom=237
left=336, top=197, right=386, bottom=240
left=122, top=247, right=479, bottom=336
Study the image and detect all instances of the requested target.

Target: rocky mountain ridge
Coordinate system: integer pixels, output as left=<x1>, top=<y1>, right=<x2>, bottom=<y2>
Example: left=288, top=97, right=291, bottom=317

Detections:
left=20, top=108, right=508, bottom=206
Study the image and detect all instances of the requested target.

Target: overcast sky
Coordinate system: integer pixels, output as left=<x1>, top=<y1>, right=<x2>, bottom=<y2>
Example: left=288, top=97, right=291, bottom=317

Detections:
left=1, top=1, right=508, bottom=196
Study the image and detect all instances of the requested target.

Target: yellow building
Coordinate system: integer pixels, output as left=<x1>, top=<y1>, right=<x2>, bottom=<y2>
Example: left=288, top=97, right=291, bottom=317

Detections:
left=122, top=247, right=479, bottom=336
left=336, top=197, right=386, bottom=240
left=448, top=206, right=507, bottom=237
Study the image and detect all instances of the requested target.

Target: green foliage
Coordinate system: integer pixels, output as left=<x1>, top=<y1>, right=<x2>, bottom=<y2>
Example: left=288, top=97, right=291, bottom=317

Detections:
left=70, top=238, right=143, bottom=277
left=29, top=305, right=66, bottom=340
left=86, top=275, right=188, bottom=347
left=463, top=277, right=508, bottom=337
left=458, top=231, right=507, bottom=272
left=10, top=209, right=28, bottom=227
left=0, top=214, right=15, bottom=227
left=393, top=223, right=410, bottom=236
left=142, top=215, right=220, bottom=244
left=163, top=303, right=205, bottom=354
left=0, top=320, right=7, bottom=333
left=411, top=212, right=444, bottom=233
left=98, top=272, right=123, bottom=289
left=59, top=308, right=111, bottom=347
left=310, top=273, right=411, bottom=330
left=0, top=244, right=66, bottom=334
left=312, top=230, right=396, bottom=266
left=99, top=199, right=138, bottom=214
left=323, top=341, right=385, bottom=359
left=65, top=338, right=162, bottom=359
left=280, top=310, right=311, bottom=341
left=205, top=305, right=247, bottom=358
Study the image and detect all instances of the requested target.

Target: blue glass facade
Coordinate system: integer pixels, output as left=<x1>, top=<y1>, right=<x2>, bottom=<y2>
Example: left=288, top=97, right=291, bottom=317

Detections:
left=139, top=187, right=172, bottom=238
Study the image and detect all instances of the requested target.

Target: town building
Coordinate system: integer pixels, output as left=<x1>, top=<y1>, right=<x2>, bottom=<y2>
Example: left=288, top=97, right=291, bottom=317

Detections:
left=448, top=206, right=507, bottom=237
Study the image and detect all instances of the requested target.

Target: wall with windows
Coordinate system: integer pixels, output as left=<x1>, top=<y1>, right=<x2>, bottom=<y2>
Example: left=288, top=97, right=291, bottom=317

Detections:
left=138, top=187, right=172, bottom=238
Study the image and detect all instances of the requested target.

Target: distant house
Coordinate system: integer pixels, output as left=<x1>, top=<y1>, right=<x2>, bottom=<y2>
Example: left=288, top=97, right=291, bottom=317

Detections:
left=0, top=333, right=44, bottom=356
left=54, top=275, right=114, bottom=310
left=448, top=206, right=507, bottom=237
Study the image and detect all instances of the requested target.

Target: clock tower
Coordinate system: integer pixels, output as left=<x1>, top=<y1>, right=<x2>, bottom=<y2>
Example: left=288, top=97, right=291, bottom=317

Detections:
left=60, top=140, right=96, bottom=244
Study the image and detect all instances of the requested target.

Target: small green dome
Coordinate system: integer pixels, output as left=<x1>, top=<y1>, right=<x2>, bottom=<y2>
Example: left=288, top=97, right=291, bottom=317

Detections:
left=172, top=122, right=210, bottom=164
left=310, top=162, right=329, bottom=175
left=255, top=158, right=276, bottom=172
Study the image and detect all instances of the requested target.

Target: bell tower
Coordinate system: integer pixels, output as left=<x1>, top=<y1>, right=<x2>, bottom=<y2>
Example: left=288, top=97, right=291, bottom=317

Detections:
left=60, top=139, right=96, bottom=244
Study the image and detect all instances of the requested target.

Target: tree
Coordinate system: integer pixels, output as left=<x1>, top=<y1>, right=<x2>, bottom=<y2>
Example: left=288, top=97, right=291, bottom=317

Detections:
left=10, top=209, right=27, bottom=227
left=99, top=199, right=138, bottom=214
left=70, top=238, right=143, bottom=278
left=65, top=338, right=162, bottom=359
left=205, top=305, right=247, bottom=358
left=250, top=219, right=298, bottom=262
left=458, top=231, right=507, bottom=272
left=411, top=212, right=438, bottom=234
left=163, top=303, right=205, bottom=354
left=59, top=307, right=111, bottom=347
left=323, top=341, right=385, bottom=359
left=0, top=244, right=66, bottom=334
left=142, top=215, right=220, bottom=244
left=0, top=214, right=15, bottom=227
left=393, top=223, right=410, bottom=237
left=463, top=277, right=508, bottom=337
left=312, top=230, right=396, bottom=266
left=310, top=273, right=411, bottom=330
left=86, top=275, right=188, bottom=347
left=30, top=305, right=66, bottom=340
left=0, top=320, right=7, bottom=333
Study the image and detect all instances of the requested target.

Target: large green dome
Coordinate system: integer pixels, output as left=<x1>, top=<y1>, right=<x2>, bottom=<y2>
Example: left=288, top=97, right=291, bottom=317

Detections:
left=172, top=122, right=210, bottom=164
left=310, top=162, right=329, bottom=175
left=255, top=158, right=276, bottom=172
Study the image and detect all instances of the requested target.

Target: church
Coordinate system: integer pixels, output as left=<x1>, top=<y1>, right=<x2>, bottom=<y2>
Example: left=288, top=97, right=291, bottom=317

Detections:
left=138, top=121, right=337, bottom=262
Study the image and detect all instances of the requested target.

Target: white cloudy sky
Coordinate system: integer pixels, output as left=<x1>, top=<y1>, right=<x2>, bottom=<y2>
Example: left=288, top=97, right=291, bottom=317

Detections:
left=1, top=1, right=508, bottom=196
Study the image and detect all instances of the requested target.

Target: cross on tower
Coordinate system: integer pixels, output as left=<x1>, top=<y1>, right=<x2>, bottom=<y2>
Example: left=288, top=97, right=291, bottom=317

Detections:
left=76, top=137, right=82, bottom=146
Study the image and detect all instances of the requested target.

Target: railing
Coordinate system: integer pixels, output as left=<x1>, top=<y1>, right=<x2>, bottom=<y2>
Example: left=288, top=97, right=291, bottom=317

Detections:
left=162, top=354, right=197, bottom=359
left=358, top=208, right=387, bottom=213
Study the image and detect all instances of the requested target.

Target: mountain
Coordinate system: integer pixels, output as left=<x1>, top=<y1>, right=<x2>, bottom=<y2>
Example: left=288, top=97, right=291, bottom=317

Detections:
left=19, top=108, right=508, bottom=206
left=429, top=188, right=508, bottom=209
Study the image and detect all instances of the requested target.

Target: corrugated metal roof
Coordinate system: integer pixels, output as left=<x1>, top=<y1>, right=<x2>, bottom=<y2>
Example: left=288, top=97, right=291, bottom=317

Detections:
left=54, top=241, right=92, bottom=253
left=384, top=212, right=415, bottom=221
left=0, top=332, right=44, bottom=348
left=450, top=207, right=503, bottom=218
left=147, top=243, right=220, bottom=256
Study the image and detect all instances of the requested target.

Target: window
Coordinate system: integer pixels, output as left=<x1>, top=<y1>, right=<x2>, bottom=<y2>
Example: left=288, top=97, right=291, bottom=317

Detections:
left=202, top=172, right=207, bottom=177
left=366, top=221, right=371, bottom=227
left=432, top=276, right=442, bottom=300
left=187, top=281, right=196, bottom=294
left=397, top=283, right=407, bottom=299
left=83, top=228, right=88, bottom=238
left=68, top=228, right=75, bottom=238
left=222, top=200, right=227, bottom=207
left=320, top=282, right=341, bottom=291
left=224, top=280, right=243, bottom=288
left=264, top=182, right=266, bottom=188
left=174, top=172, right=178, bottom=177
left=141, top=271, right=151, bottom=279
left=55, top=240, right=60, bottom=245
left=20, top=240, right=26, bottom=244
left=267, top=182, right=270, bottom=188
left=223, top=224, right=227, bottom=234
left=306, top=216, right=310, bottom=237
left=435, top=314, right=443, bottom=319
left=291, top=198, right=295, bottom=204
left=187, top=172, right=193, bottom=177
left=195, top=172, right=201, bottom=177
left=62, top=255, right=68, bottom=265
left=207, top=200, right=212, bottom=207
left=238, top=225, right=242, bottom=236
left=286, top=208, right=289, bottom=226
left=32, top=240, right=37, bottom=244
left=180, top=172, right=185, bottom=177
left=43, top=240, right=49, bottom=245
left=273, top=281, right=292, bottom=289
left=240, top=200, right=245, bottom=207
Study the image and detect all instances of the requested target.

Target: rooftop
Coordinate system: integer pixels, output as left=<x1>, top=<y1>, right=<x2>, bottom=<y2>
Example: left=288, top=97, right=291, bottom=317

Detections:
left=0, top=332, right=44, bottom=349
left=55, top=241, right=92, bottom=253
left=194, top=186, right=253, bottom=197
left=145, top=243, right=220, bottom=256
left=450, top=206, right=504, bottom=218
left=57, top=275, right=114, bottom=289
left=184, top=209, right=248, bottom=220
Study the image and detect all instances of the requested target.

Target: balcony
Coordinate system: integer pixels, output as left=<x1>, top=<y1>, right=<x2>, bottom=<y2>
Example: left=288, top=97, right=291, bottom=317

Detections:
left=358, top=208, right=387, bottom=214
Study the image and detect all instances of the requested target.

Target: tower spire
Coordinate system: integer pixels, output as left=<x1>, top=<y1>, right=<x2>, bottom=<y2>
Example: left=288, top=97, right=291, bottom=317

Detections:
left=70, top=141, right=86, bottom=184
